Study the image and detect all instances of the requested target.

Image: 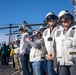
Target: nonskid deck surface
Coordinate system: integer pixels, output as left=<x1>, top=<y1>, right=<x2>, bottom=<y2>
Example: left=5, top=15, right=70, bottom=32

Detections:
left=0, top=67, right=21, bottom=75
left=0, top=61, right=21, bottom=75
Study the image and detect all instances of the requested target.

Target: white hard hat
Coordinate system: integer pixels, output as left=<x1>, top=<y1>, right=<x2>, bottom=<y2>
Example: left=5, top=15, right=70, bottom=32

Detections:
left=32, top=31, right=38, bottom=36
left=58, top=10, right=70, bottom=18
left=44, top=12, right=58, bottom=23
left=46, top=12, right=55, bottom=18
left=39, top=26, right=46, bottom=30
left=19, top=25, right=26, bottom=31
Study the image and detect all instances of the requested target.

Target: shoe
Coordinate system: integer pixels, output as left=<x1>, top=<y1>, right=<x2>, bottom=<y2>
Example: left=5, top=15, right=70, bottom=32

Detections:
left=20, top=71, right=23, bottom=75
left=15, top=69, right=18, bottom=71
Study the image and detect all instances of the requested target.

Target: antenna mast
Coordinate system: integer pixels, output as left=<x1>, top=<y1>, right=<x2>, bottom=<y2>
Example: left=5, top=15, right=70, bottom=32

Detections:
left=72, top=0, right=76, bottom=20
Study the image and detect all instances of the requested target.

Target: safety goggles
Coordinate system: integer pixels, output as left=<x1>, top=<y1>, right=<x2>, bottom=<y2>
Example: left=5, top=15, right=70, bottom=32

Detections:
left=46, top=15, right=58, bottom=22
left=60, top=14, right=73, bottom=22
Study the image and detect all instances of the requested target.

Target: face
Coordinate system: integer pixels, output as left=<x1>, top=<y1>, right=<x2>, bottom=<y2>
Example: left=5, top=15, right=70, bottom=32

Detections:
left=33, top=34, right=41, bottom=40
left=19, top=31, right=25, bottom=34
left=19, top=31, right=22, bottom=34
left=40, top=29, right=45, bottom=35
left=47, top=19, right=57, bottom=27
left=46, top=15, right=57, bottom=27
left=61, top=17, right=72, bottom=28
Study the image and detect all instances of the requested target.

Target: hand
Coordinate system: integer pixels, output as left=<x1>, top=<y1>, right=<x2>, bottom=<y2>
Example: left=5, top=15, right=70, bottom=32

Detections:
left=49, top=52, right=54, bottom=60
left=22, top=51, right=25, bottom=56
left=45, top=52, right=54, bottom=60
left=25, top=36, right=29, bottom=42
left=45, top=54, right=53, bottom=60
left=54, top=68, right=57, bottom=73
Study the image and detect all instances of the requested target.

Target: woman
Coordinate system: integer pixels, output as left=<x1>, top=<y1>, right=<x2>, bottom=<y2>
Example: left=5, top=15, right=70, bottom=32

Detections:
left=54, top=10, right=76, bottom=75
left=25, top=31, right=47, bottom=75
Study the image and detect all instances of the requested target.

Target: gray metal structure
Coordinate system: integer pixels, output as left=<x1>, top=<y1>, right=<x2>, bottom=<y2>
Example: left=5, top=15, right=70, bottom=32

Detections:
left=0, top=20, right=46, bottom=44
left=72, top=0, right=76, bottom=20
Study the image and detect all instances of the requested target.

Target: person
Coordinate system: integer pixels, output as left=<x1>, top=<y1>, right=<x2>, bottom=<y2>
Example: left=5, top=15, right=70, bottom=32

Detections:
left=54, top=10, right=76, bottom=75
left=39, top=26, right=48, bottom=75
left=1, top=41, right=8, bottom=68
left=25, top=30, right=47, bottom=75
left=10, top=41, right=15, bottom=68
left=13, top=39, right=21, bottom=71
left=42, top=12, right=59, bottom=75
left=19, top=25, right=31, bottom=75
left=39, top=25, right=46, bottom=35
left=0, top=43, right=1, bottom=67
left=6, top=44, right=11, bottom=67
left=0, top=43, right=1, bottom=55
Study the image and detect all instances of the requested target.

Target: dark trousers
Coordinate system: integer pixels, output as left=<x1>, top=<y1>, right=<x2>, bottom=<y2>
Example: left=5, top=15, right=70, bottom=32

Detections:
left=59, top=66, right=70, bottom=75
left=1, top=54, right=7, bottom=66
left=6, top=54, right=9, bottom=66
left=70, top=64, right=76, bottom=75
left=47, top=60, right=56, bottom=75
left=59, top=65, right=76, bottom=75
left=20, top=54, right=31, bottom=75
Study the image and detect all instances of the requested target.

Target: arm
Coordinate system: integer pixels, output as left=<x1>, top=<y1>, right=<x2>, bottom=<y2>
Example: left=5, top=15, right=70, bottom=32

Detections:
left=21, top=34, right=30, bottom=55
left=25, top=36, right=42, bottom=48
left=28, top=41, right=39, bottom=48
left=40, top=38, right=47, bottom=55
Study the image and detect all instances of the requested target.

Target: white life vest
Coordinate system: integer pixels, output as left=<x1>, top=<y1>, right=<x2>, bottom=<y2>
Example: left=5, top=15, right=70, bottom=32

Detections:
left=14, top=47, right=20, bottom=53
left=30, top=47, right=44, bottom=62
left=20, top=32, right=29, bottom=54
left=43, top=25, right=59, bottom=54
left=54, top=25, right=76, bottom=65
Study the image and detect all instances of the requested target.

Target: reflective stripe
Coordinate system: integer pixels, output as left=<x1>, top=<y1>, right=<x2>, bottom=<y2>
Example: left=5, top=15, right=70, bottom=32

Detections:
left=69, top=52, right=76, bottom=55
left=56, top=31, right=61, bottom=37
left=69, top=30, right=75, bottom=37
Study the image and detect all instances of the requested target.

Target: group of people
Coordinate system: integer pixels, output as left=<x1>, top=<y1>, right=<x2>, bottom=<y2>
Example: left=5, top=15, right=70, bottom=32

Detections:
left=17, top=10, right=76, bottom=75
left=0, top=10, right=76, bottom=75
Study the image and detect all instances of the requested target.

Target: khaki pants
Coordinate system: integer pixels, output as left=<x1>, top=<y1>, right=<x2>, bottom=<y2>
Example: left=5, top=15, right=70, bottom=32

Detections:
left=14, top=55, right=22, bottom=71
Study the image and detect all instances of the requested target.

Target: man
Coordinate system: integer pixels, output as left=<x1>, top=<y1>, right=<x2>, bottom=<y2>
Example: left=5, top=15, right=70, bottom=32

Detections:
left=19, top=25, right=31, bottom=75
left=42, top=12, right=59, bottom=75
left=54, top=10, right=76, bottom=75
left=13, top=39, right=21, bottom=71
left=1, top=41, right=8, bottom=68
